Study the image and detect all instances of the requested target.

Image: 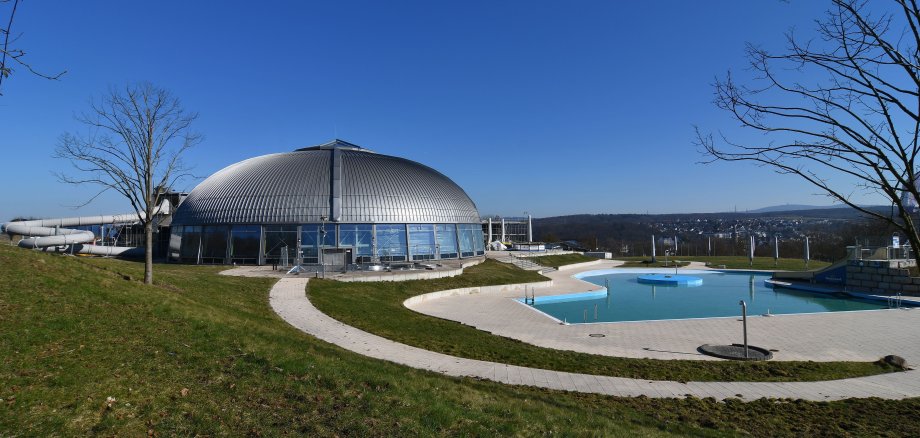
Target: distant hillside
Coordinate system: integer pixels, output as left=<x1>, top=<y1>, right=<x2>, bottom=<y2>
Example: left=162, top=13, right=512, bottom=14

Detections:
left=748, top=204, right=886, bottom=213
left=531, top=206, right=893, bottom=258
left=748, top=204, right=844, bottom=213
left=535, top=205, right=888, bottom=224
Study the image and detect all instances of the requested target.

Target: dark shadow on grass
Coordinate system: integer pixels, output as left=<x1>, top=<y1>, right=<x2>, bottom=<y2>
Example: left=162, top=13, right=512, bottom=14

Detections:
left=642, top=347, right=705, bottom=357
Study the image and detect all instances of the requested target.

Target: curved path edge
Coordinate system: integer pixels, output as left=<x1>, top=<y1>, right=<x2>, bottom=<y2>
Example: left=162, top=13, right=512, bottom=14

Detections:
left=269, top=277, right=920, bottom=401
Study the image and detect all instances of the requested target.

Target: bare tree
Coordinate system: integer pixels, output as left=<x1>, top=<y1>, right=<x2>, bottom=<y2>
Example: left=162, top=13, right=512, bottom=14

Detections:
left=0, top=0, right=65, bottom=95
left=697, top=0, right=920, bottom=266
left=56, top=83, right=201, bottom=284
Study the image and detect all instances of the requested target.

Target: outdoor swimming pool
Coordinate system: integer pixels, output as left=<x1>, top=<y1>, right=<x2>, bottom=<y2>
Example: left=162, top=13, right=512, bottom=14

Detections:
left=524, top=269, right=899, bottom=324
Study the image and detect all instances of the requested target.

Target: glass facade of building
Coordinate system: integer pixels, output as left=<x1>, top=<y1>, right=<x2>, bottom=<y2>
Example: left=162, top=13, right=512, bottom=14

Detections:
left=263, top=225, right=298, bottom=264
left=229, top=225, right=260, bottom=264
left=300, top=224, right=338, bottom=264
left=408, top=224, right=436, bottom=261
left=200, top=225, right=229, bottom=264
left=338, top=224, right=373, bottom=263
left=435, top=224, right=458, bottom=259
left=170, top=223, right=484, bottom=265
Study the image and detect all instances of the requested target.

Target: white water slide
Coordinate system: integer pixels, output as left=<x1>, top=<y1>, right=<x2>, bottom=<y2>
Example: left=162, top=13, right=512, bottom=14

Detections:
left=1, top=203, right=170, bottom=257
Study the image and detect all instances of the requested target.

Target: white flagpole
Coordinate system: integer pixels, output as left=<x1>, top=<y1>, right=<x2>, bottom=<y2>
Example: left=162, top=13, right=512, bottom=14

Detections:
left=749, top=235, right=755, bottom=266
left=774, top=236, right=779, bottom=267
left=804, top=236, right=810, bottom=269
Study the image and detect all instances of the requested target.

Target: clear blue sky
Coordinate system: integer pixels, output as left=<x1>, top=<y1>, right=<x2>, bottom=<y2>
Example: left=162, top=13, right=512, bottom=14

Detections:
left=0, top=0, right=874, bottom=220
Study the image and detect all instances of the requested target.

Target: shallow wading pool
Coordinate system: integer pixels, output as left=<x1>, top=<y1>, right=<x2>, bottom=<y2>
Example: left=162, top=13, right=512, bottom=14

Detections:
left=522, top=269, right=903, bottom=324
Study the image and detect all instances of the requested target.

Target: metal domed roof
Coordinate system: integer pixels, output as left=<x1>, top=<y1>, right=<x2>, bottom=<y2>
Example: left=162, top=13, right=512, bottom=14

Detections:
left=172, top=140, right=481, bottom=225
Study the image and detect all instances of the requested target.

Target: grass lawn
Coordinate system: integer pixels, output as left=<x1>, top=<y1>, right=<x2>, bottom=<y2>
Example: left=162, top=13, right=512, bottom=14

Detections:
left=615, top=260, right=691, bottom=268
left=309, top=259, right=892, bottom=382
left=528, top=253, right=598, bottom=268
left=2, top=244, right=919, bottom=436
left=615, top=256, right=831, bottom=271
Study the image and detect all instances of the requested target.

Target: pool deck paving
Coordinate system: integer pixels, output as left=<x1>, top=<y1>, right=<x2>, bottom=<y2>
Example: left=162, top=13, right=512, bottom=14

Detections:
left=409, top=260, right=920, bottom=364
left=270, top=274, right=920, bottom=401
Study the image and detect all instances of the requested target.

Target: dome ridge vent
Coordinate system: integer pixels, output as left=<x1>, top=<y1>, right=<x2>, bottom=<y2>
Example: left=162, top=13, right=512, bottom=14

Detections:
left=296, top=139, right=371, bottom=153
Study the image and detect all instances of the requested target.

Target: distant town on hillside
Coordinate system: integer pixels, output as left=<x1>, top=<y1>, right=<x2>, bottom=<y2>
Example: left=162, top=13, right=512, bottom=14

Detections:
left=533, top=205, right=898, bottom=261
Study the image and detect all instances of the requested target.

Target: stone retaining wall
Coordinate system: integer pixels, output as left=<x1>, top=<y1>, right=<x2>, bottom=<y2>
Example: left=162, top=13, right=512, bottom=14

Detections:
left=845, top=260, right=920, bottom=295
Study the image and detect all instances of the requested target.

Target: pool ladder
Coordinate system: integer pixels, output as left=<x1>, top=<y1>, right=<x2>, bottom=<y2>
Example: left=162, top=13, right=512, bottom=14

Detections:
left=888, top=293, right=903, bottom=309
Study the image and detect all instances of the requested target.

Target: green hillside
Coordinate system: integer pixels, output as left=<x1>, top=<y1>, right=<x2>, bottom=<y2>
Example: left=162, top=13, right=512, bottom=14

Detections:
left=1, top=244, right=918, bottom=436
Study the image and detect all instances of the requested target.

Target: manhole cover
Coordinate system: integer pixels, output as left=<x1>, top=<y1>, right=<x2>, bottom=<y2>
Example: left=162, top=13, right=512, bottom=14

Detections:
left=698, top=344, right=773, bottom=361
left=588, top=333, right=606, bottom=338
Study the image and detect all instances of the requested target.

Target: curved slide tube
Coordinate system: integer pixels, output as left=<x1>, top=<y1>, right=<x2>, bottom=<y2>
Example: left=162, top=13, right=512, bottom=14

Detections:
left=2, top=212, right=152, bottom=258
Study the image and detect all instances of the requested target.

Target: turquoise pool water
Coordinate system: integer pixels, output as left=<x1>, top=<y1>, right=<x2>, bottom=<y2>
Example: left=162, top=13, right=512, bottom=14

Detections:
left=527, top=270, right=895, bottom=324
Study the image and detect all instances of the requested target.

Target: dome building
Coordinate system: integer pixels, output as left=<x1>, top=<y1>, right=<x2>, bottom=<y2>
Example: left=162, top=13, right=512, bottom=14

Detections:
left=169, top=140, right=484, bottom=265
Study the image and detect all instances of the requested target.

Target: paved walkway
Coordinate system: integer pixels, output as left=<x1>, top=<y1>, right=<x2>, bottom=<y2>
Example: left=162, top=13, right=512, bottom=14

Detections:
left=270, top=277, right=920, bottom=401
left=408, top=263, right=920, bottom=363
left=220, top=258, right=483, bottom=281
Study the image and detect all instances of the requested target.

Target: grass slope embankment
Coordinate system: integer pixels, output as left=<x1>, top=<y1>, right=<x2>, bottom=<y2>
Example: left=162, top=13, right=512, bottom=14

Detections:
left=528, top=253, right=597, bottom=268
left=2, top=244, right=919, bottom=436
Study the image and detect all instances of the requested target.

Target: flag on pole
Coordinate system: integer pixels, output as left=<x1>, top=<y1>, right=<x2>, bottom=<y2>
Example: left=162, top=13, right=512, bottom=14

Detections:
left=804, top=236, right=810, bottom=267
left=651, top=235, right=656, bottom=262
left=749, top=235, right=755, bottom=266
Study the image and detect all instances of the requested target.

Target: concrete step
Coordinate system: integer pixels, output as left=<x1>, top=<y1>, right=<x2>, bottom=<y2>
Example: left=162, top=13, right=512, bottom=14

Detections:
left=495, top=256, right=547, bottom=271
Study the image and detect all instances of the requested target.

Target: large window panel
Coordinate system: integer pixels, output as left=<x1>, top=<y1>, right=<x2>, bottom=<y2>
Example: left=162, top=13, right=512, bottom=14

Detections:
left=180, top=226, right=202, bottom=263
left=200, top=226, right=229, bottom=263
left=301, top=224, right=337, bottom=264
left=169, top=225, right=183, bottom=261
left=473, top=226, right=485, bottom=255
left=408, top=224, right=436, bottom=261
left=458, top=224, right=475, bottom=258
left=230, top=225, right=260, bottom=263
left=263, top=225, right=298, bottom=263
left=376, top=224, right=407, bottom=262
left=436, top=224, right=458, bottom=259
left=339, top=224, right=373, bottom=262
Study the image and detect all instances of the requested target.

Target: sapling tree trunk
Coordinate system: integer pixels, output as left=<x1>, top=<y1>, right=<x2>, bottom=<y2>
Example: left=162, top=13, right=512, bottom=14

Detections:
left=56, top=82, right=201, bottom=285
